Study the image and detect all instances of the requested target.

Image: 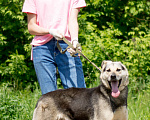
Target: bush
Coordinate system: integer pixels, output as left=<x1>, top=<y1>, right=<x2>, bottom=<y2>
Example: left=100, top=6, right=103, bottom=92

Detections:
left=0, top=0, right=149, bottom=92
left=78, top=0, right=150, bottom=91
left=80, top=26, right=150, bottom=91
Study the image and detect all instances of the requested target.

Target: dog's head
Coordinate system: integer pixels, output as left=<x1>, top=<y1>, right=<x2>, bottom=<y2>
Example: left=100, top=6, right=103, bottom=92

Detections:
left=100, top=60, right=129, bottom=98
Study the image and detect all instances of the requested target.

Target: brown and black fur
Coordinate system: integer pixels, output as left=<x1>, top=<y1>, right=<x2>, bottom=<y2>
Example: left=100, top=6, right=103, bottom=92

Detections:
left=33, top=61, right=129, bottom=120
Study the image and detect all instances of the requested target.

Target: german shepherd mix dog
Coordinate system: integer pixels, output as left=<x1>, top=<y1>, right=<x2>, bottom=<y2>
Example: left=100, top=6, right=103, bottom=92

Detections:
left=32, top=61, right=129, bottom=120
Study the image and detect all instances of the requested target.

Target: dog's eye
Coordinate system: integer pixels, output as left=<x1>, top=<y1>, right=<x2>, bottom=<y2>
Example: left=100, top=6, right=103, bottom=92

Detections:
left=107, top=69, right=111, bottom=72
left=116, top=68, right=121, bottom=72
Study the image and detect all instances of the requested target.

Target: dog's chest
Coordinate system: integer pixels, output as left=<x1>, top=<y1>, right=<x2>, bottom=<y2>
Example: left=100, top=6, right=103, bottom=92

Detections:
left=92, top=97, right=114, bottom=120
left=93, top=105, right=127, bottom=120
left=92, top=92, right=128, bottom=120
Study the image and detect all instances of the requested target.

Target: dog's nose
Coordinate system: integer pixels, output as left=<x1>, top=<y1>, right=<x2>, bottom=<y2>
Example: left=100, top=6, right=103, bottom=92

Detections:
left=111, top=74, right=116, bottom=80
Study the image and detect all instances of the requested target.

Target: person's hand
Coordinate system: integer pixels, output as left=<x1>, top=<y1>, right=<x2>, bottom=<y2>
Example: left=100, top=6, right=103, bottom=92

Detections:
left=67, top=39, right=81, bottom=57
left=49, top=29, right=63, bottom=40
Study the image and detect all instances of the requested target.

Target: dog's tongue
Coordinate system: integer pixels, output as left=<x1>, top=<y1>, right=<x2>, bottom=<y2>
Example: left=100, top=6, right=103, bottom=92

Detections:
left=111, top=81, right=120, bottom=98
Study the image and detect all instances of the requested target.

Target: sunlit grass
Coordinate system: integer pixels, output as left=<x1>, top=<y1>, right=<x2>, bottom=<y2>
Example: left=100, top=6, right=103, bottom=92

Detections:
left=0, top=83, right=41, bottom=120
left=0, top=82, right=150, bottom=120
left=128, top=88, right=150, bottom=120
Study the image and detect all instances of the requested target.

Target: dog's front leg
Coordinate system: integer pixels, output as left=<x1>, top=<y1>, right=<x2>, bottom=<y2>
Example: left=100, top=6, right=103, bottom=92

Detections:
left=112, top=106, right=128, bottom=120
left=56, top=113, right=72, bottom=120
left=93, top=108, right=114, bottom=120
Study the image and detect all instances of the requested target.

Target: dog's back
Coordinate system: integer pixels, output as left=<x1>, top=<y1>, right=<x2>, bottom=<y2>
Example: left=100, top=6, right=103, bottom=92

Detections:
left=33, top=87, right=96, bottom=120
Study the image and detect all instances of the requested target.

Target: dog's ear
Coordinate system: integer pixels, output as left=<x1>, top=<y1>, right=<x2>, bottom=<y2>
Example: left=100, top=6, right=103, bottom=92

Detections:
left=121, top=65, right=125, bottom=70
left=119, top=62, right=128, bottom=71
left=120, top=62, right=129, bottom=85
left=101, top=60, right=112, bottom=69
left=117, top=61, right=128, bottom=71
left=116, top=61, right=125, bottom=70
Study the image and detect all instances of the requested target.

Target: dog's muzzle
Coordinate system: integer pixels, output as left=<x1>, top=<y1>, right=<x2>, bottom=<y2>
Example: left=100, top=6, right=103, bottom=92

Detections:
left=108, top=80, right=122, bottom=89
left=108, top=74, right=122, bottom=88
left=108, top=74, right=122, bottom=98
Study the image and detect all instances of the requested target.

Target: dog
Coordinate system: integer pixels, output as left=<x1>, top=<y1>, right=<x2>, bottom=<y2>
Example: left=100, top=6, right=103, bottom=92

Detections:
left=32, top=60, right=129, bottom=120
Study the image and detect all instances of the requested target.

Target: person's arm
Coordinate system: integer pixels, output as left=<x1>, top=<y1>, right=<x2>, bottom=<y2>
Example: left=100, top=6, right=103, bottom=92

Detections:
left=68, top=8, right=80, bottom=48
left=27, top=13, right=49, bottom=35
left=27, top=13, right=63, bottom=39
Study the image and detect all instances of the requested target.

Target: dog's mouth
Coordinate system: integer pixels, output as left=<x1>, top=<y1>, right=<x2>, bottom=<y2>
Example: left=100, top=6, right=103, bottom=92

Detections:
left=108, top=79, right=122, bottom=98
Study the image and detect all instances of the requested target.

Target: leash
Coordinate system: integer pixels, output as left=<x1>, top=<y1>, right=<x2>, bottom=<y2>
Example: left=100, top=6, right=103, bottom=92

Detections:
left=57, top=37, right=101, bottom=72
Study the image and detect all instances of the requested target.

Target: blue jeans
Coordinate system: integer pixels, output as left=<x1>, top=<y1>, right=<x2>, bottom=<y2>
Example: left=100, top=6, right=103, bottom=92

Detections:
left=33, top=38, right=86, bottom=94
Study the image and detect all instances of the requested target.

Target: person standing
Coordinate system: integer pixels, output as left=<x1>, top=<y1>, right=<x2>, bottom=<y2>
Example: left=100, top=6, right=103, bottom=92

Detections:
left=22, top=0, right=86, bottom=94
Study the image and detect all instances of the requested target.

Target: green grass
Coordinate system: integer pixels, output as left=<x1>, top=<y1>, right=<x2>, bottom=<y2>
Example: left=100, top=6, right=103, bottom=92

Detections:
left=0, top=82, right=150, bottom=120
left=128, top=88, right=150, bottom=120
left=0, top=83, right=41, bottom=120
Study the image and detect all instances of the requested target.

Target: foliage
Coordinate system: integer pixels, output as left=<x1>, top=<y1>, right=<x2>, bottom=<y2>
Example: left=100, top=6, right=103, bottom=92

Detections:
left=80, top=28, right=150, bottom=91
left=78, top=0, right=150, bottom=90
left=0, top=0, right=36, bottom=89
left=0, top=0, right=150, bottom=92
left=0, top=51, right=29, bottom=89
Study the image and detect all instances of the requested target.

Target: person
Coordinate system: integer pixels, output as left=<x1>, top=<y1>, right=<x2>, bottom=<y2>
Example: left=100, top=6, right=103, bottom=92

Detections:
left=22, top=0, right=86, bottom=95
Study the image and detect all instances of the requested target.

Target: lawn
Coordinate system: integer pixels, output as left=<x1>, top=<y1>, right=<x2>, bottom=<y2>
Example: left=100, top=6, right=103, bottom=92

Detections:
left=0, top=82, right=150, bottom=120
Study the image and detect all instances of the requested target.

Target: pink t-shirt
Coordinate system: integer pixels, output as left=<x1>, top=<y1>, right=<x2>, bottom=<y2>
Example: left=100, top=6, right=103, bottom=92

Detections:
left=22, top=0, right=86, bottom=46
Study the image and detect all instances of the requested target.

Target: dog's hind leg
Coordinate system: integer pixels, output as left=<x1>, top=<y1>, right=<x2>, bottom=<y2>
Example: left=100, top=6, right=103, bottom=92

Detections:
left=56, top=113, right=71, bottom=120
left=32, top=107, right=38, bottom=120
left=32, top=100, right=72, bottom=120
left=32, top=101, right=56, bottom=120
left=32, top=101, right=48, bottom=120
